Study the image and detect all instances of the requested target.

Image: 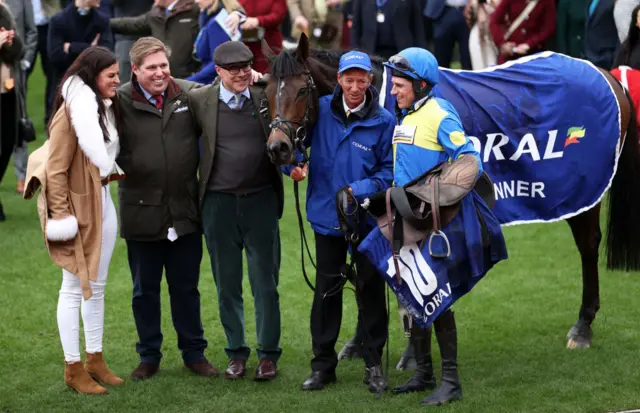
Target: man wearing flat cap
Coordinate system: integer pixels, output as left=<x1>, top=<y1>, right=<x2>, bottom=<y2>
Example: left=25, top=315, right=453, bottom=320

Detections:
left=188, top=40, right=284, bottom=382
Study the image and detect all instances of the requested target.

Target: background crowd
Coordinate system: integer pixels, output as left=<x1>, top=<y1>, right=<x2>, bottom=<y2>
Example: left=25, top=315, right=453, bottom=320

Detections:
left=1, top=0, right=639, bottom=222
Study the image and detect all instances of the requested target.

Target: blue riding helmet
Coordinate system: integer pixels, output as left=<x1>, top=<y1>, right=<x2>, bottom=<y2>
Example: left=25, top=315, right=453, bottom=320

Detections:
left=383, top=47, right=439, bottom=85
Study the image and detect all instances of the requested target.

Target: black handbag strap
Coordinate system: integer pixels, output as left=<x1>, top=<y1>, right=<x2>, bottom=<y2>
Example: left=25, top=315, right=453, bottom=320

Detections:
left=16, top=70, right=28, bottom=119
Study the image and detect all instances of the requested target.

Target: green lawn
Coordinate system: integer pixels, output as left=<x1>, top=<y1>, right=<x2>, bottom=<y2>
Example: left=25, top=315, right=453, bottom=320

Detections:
left=1, top=64, right=640, bottom=413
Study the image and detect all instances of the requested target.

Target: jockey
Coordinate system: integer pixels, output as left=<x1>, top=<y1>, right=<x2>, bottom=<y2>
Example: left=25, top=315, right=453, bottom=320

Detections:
left=288, top=51, right=396, bottom=393
left=383, top=47, right=481, bottom=406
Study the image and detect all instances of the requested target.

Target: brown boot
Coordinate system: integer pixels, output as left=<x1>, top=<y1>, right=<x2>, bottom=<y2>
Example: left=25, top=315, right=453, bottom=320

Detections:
left=64, top=361, right=108, bottom=394
left=85, top=352, right=125, bottom=386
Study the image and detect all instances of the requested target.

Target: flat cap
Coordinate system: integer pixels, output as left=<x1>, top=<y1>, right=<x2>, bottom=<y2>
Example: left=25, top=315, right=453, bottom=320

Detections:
left=213, top=41, right=254, bottom=67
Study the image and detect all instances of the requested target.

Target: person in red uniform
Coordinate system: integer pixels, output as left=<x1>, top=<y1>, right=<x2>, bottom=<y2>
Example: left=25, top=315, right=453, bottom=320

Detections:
left=489, top=0, right=556, bottom=64
left=239, top=0, right=287, bottom=73
left=612, top=5, right=640, bottom=130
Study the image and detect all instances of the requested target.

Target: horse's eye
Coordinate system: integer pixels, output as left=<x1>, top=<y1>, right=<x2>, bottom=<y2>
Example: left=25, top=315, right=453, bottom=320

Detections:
left=297, top=88, right=308, bottom=98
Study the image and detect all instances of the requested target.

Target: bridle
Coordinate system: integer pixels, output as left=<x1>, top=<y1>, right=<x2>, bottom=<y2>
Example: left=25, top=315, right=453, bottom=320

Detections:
left=268, top=69, right=360, bottom=298
left=267, top=57, right=391, bottom=399
left=268, top=69, right=317, bottom=164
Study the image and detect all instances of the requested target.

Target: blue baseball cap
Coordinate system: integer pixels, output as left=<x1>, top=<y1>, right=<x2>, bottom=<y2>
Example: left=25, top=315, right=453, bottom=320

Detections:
left=338, top=51, right=372, bottom=73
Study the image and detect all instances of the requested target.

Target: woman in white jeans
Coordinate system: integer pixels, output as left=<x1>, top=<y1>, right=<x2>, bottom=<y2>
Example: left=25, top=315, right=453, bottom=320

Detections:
left=37, top=46, right=123, bottom=394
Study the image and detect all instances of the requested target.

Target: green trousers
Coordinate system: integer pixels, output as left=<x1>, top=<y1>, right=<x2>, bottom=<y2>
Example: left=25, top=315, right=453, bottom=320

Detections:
left=202, top=188, right=282, bottom=361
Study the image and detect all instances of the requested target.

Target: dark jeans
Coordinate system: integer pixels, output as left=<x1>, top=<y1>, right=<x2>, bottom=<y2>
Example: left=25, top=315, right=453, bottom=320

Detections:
left=202, top=188, right=282, bottom=362
left=126, top=232, right=207, bottom=364
left=310, top=232, right=388, bottom=373
left=0, top=91, right=17, bottom=185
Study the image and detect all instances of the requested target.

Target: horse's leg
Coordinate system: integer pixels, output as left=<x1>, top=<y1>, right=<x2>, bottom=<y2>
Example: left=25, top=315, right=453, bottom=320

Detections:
left=566, top=204, right=602, bottom=349
left=338, top=328, right=363, bottom=360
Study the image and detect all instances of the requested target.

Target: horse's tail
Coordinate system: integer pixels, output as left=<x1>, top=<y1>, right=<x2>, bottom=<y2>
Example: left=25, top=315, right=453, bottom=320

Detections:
left=606, top=84, right=640, bottom=271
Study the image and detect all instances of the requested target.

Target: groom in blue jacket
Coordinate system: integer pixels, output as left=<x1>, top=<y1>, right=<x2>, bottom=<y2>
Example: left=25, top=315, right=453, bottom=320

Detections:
left=288, top=51, right=396, bottom=393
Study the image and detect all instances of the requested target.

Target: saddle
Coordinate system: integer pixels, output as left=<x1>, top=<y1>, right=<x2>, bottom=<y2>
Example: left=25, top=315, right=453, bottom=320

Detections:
left=366, top=155, right=494, bottom=283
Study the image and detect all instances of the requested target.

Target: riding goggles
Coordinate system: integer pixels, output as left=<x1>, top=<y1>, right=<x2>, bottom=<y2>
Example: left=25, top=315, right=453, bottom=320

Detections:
left=387, top=54, right=422, bottom=80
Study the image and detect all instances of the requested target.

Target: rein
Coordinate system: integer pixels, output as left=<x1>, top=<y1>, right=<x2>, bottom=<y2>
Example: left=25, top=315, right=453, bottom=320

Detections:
left=267, top=55, right=391, bottom=398
left=269, top=69, right=359, bottom=298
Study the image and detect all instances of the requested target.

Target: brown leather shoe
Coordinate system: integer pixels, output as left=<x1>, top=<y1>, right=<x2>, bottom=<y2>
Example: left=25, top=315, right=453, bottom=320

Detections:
left=224, top=360, right=246, bottom=380
left=130, top=362, right=159, bottom=381
left=185, top=359, right=220, bottom=377
left=64, top=361, right=108, bottom=395
left=254, top=360, right=277, bottom=381
left=85, top=351, right=124, bottom=386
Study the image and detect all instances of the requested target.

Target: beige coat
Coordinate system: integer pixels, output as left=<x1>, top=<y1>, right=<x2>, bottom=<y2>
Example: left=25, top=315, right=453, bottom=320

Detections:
left=24, top=77, right=118, bottom=300
left=286, top=0, right=346, bottom=49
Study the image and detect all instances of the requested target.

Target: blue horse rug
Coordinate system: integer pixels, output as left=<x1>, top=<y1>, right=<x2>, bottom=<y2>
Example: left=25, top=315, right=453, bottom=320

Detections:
left=358, top=191, right=508, bottom=328
left=379, top=52, right=623, bottom=226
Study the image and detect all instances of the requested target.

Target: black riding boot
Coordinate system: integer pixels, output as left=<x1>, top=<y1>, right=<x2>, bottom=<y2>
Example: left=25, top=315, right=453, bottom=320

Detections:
left=421, top=310, right=462, bottom=406
left=392, top=323, right=436, bottom=394
left=396, top=310, right=416, bottom=370
left=0, top=199, right=5, bottom=222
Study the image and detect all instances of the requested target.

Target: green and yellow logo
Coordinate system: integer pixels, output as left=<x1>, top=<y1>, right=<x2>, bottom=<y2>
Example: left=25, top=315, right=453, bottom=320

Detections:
left=564, top=126, right=586, bottom=147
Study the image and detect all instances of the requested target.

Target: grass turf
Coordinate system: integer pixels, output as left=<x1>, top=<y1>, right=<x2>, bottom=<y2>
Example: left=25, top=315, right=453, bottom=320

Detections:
left=1, top=63, right=640, bottom=413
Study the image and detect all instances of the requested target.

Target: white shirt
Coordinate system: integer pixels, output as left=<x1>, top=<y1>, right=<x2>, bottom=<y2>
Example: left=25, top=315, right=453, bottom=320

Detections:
left=32, top=0, right=48, bottom=26
left=343, top=96, right=366, bottom=116
left=445, top=0, right=467, bottom=7
left=166, top=0, right=180, bottom=13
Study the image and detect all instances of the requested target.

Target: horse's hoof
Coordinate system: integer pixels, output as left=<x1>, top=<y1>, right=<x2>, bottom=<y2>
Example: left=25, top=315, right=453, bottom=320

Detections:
left=566, top=322, right=592, bottom=349
left=338, top=340, right=362, bottom=360
left=396, top=356, right=417, bottom=370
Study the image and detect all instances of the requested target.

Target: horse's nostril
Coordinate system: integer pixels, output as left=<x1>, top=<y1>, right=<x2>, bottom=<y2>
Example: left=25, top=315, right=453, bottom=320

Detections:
left=278, top=141, right=290, bottom=153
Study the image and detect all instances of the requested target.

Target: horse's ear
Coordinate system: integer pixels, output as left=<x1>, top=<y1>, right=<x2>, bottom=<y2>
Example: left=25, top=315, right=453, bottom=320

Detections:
left=296, top=32, right=310, bottom=62
left=261, top=39, right=276, bottom=60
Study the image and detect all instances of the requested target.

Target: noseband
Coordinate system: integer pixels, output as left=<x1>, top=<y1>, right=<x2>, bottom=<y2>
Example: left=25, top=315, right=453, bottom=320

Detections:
left=269, top=70, right=317, bottom=162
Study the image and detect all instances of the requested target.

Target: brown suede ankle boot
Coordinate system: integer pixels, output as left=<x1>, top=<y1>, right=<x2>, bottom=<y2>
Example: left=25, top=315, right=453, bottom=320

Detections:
left=64, top=361, right=108, bottom=394
left=85, top=352, right=125, bottom=386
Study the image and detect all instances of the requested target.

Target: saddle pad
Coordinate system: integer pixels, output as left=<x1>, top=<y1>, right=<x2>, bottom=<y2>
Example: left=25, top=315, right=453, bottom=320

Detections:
left=380, top=52, right=622, bottom=226
left=358, top=191, right=508, bottom=328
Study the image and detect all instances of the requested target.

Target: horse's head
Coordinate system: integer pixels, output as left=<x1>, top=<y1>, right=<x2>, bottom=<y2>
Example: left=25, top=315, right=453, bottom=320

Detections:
left=264, top=34, right=319, bottom=166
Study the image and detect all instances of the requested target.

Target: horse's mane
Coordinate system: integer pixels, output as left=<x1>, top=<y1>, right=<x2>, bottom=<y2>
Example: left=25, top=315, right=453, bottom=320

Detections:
left=269, top=48, right=386, bottom=95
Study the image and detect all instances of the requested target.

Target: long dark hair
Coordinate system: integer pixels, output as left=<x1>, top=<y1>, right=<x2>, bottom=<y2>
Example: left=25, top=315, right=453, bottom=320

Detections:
left=49, top=46, right=120, bottom=142
left=613, top=6, right=640, bottom=69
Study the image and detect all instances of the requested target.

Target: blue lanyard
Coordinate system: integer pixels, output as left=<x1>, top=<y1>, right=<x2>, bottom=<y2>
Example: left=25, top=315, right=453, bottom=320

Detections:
left=376, top=0, right=388, bottom=9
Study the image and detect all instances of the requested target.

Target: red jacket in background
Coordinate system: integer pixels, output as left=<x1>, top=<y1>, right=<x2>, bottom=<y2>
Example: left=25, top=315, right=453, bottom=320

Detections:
left=239, top=0, right=286, bottom=73
left=611, top=66, right=640, bottom=131
left=489, top=0, right=556, bottom=64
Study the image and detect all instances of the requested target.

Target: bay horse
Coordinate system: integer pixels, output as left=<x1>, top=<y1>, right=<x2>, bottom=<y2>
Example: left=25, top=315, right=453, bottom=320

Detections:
left=262, top=34, right=640, bottom=364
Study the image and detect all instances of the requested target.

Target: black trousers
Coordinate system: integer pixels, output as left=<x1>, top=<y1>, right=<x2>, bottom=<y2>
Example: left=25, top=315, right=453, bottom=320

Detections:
left=0, top=91, right=16, bottom=185
left=126, top=232, right=208, bottom=364
left=27, top=24, right=55, bottom=124
left=433, top=6, right=471, bottom=70
left=310, top=232, right=388, bottom=372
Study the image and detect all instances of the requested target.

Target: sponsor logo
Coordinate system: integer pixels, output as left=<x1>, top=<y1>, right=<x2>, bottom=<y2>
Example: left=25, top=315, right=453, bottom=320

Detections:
left=352, top=141, right=371, bottom=152
left=564, top=126, right=586, bottom=147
